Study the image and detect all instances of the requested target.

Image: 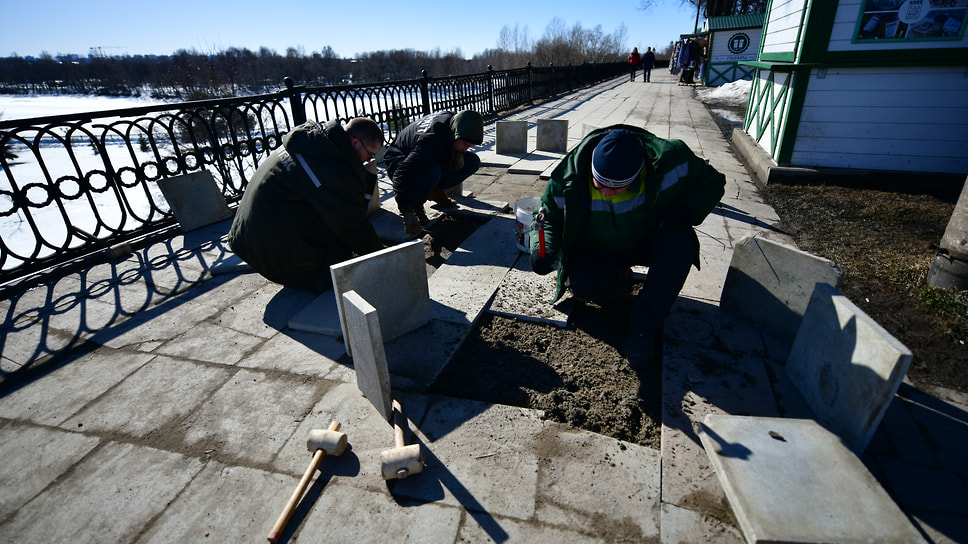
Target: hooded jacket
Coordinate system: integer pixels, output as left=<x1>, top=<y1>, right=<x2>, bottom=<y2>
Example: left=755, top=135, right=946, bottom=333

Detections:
left=228, top=120, right=383, bottom=288
left=531, top=125, right=726, bottom=302
left=383, top=111, right=462, bottom=205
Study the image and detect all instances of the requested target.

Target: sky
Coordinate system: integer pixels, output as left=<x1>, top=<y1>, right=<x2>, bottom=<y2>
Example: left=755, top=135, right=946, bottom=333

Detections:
left=2, top=0, right=702, bottom=60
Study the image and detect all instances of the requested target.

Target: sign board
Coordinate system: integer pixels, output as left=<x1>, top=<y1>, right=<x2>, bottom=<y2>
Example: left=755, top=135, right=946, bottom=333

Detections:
left=853, top=0, right=967, bottom=42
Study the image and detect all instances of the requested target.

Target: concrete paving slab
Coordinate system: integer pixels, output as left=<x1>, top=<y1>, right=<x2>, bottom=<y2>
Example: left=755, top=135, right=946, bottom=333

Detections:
left=428, top=215, right=519, bottom=327
left=0, top=422, right=100, bottom=520
left=235, top=329, right=345, bottom=376
left=287, top=289, right=342, bottom=335
left=87, top=292, right=221, bottom=349
left=700, top=414, right=927, bottom=544
left=384, top=317, right=470, bottom=387
left=536, top=118, right=569, bottom=152
left=298, top=480, right=463, bottom=543
left=787, top=283, right=914, bottom=453
left=721, top=235, right=844, bottom=343
left=660, top=502, right=744, bottom=544
left=0, top=442, right=203, bottom=544
left=496, top=120, right=528, bottom=153
left=329, top=239, right=431, bottom=356
left=398, top=396, right=543, bottom=520
left=157, top=170, right=232, bottom=232
left=152, top=321, right=264, bottom=364
left=0, top=348, right=154, bottom=426
left=506, top=150, right=562, bottom=175
left=180, top=368, right=320, bottom=465
left=271, top=380, right=389, bottom=477
left=534, top=428, right=661, bottom=540
left=343, top=290, right=393, bottom=422
left=63, top=356, right=230, bottom=437
left=457, top=514, right=603, bottom=543
left=135, top=462, right=297, bottom=544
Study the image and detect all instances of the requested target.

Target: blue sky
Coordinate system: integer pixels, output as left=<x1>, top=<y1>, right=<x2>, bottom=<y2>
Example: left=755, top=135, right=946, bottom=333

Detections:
left=2, top=0, right=701, bottom=59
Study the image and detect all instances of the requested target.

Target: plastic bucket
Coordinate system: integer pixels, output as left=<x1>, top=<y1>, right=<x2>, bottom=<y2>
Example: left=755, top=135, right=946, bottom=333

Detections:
left=514, top=197, right=540, bottom=253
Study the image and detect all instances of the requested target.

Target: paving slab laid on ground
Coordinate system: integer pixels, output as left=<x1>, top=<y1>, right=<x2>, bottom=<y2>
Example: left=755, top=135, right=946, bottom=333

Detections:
left=700, top=414, right=927, bottom=544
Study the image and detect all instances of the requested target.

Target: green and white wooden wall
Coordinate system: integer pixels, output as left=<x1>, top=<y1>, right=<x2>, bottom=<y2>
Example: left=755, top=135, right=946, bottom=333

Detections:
left=742, top=0, right=968, bottom=175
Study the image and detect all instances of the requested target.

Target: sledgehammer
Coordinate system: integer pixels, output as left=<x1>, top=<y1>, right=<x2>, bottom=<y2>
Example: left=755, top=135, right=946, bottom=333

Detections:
left=380, top=399, right=423, bottom=480
left=267, top=421, right=347, bottom=543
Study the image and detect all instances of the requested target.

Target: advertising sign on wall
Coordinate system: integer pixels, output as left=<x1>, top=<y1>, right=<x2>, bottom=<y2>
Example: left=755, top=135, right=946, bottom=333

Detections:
left=854, top=0, right=967, bottom=42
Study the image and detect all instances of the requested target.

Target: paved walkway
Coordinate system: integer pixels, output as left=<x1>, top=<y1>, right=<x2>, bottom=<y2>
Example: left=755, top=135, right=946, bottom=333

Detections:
left=1, top=71, right=966, bottom=543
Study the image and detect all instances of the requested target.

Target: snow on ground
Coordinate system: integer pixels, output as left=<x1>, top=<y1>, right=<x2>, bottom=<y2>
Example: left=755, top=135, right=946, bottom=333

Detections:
left=696, top=79, right=752, bottom=109
left=0, top=94, right=168, bottom=121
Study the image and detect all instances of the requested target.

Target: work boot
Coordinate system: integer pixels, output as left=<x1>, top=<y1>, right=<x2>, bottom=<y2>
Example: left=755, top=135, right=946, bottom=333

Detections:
left=428, top=188, right=458, bottom=208
left=625, top=327, right=663, bottom=371
left=402, top=210, right=422, bottom=236
left=412, top=203, right=429, bottom=225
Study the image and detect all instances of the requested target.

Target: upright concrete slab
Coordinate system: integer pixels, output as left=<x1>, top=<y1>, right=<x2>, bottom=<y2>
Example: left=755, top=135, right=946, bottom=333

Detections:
left=342, top=290, right=392, bottom=422
left=157, top=171, right=232, bottom=232
left=330, top=239, right=431, bottom=356
left=720, top=234, right=843, bottom=343
left=536, top=119, right=568, bottom=152
left=786, top=283, right=914, bottom=453
left=496, top=120, right=528, bottom=154
left=700, top=414, right=926, bottom=544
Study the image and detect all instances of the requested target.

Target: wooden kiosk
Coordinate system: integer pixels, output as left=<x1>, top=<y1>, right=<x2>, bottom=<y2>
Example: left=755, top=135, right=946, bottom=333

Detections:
left=732, top=0, right=968, bottom=185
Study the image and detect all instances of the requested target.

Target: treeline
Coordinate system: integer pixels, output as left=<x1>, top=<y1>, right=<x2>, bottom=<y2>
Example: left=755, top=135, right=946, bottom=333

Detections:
left=0, top=19, right=644, bottom=100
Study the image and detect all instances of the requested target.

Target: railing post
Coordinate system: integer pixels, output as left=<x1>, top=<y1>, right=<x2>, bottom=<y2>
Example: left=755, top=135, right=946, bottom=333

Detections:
left=487, top=65, right=495, bottom=118
left=284, top=77, right=307, bottom=125
left=420, top=70, right=432, bottom=116
left=550, top=63, right=556, bottom=98
left=527, top=62, right=534, bottom=104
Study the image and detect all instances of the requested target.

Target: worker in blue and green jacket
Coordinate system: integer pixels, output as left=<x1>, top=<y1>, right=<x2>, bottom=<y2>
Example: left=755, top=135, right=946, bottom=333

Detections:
left=529, top=125, right=726, bottom=369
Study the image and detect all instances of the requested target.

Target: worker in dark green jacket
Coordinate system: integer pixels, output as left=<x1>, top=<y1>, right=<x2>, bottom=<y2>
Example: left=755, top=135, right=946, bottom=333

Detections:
left=228, top=118, right=386, bottom=293
left=529, top=125, right=726, bottom=369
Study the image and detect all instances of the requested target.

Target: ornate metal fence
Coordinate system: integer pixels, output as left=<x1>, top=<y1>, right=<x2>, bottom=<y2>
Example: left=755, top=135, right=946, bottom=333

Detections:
left=0, top=62, right=625, bottom=288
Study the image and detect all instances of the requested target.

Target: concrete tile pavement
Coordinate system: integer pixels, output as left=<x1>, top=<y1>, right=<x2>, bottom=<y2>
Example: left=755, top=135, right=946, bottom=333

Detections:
left=1, top=70, right=966, bottom=543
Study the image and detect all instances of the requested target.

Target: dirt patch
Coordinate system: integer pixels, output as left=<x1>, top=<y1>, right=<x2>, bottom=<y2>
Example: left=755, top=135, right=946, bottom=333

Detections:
left=432, top=298, right=663, bottom=450
left=762, top=184, right=967, bottom=394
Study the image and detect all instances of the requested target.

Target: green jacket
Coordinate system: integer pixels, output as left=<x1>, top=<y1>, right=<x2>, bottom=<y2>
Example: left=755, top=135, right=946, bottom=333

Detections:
left=228, top=120, right=383, bottom=287
left=530, top=125, right=726, bottom=302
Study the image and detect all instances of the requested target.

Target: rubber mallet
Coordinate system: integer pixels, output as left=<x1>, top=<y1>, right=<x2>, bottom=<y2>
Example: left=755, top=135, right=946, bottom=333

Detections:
left=380, top=399, right=423, bottom=480
left=267, top=421, right=347, bottom=543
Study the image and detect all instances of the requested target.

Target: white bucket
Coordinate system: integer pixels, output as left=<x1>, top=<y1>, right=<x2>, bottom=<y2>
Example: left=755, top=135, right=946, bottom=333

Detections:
left=514, top=197, right=540, bottom=253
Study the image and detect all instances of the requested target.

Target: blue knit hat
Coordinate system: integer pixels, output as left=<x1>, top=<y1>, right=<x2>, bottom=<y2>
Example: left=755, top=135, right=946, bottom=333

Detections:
left=591, top=130, right=645, bottom=189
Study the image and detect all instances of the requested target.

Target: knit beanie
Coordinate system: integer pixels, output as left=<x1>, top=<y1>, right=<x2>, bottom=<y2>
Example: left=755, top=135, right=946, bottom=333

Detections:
left=591, top=130, right=645, bottom=189
left=450, top=110, right=484, bottom=145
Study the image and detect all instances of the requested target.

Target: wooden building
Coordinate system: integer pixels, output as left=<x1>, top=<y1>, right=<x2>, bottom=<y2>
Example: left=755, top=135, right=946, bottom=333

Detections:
left=702, top=13, right=766, bottom=86
left=733, top=0, right=968, bottom=182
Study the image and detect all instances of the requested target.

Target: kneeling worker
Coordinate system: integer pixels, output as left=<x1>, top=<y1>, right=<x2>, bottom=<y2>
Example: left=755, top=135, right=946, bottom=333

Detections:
left=383, top=110, right=484, bottom=236
left=228, top=117, right=386, bottom=293
left=529, top=126, right=726, bottom=369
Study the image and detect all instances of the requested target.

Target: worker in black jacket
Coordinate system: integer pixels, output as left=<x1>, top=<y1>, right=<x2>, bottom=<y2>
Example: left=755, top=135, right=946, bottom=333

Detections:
left=228, top=117, right=385, bottom=293
left=383, top=110, right=484, bottom=236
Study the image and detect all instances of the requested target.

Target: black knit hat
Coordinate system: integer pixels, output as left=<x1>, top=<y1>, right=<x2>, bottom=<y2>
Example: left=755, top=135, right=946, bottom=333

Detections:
left=450, top=110, right=484, bottom=145
left=591, top=130, right=644, bottom=189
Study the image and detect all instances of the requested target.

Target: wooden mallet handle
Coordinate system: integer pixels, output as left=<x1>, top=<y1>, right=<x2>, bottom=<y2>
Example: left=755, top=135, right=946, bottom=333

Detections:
left=267, top=421, right=341, bottom=543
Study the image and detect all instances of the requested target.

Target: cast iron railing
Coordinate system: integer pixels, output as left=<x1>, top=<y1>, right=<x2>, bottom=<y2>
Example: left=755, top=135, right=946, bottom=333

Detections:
left=0, top=62, right=625, bottom=289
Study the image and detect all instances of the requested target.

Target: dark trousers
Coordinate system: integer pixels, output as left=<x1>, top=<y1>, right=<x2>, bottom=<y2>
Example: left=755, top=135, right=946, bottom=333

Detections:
left=643, top=67, right=652, bottom=81
left=399, top=151, right=481, bottom=206
left=567, top=223, right=699, bottom=332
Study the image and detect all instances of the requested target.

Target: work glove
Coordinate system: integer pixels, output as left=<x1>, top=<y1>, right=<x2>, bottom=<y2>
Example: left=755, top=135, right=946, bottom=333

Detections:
left=530, top=249, right=556, bottom=275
